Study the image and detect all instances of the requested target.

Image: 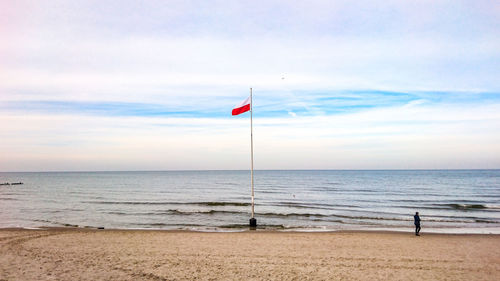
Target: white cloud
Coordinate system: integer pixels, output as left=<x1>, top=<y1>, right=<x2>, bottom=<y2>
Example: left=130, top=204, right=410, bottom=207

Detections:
left=1, top=0, right=499, bottom=170
left=2, top=34, right=498, bottom=106
left=1, top=99, right=499, bottom=171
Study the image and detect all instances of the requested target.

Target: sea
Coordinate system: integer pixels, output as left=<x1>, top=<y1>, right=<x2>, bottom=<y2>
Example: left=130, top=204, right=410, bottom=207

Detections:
left=1, top=170, right=499, bottom=233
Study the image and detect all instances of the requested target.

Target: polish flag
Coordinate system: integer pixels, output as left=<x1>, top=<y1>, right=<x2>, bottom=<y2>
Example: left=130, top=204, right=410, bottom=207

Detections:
left=232, top=96, right=251, bottom=116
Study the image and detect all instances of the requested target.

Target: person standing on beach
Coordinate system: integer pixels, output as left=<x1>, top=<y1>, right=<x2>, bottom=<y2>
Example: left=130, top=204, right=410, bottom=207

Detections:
left=414, top=212, right=421, bottom=236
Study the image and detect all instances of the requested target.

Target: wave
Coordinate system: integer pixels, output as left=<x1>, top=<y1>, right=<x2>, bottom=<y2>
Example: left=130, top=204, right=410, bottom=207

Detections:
left=131, top=223, right=206, bottom=228
left=101, top=210, right=370, bottom=220
left=202, top=202, right=250, bottom=206
left=135, top=223, right=170, bottom=227
left=258, top=190, right=284, bottom=194
left=169, top=209, right=244, bottom=215
left=104, top=209, right=248, bottom=216
left=272, top=201, right=358, bottom=210
left=83, top=200, right=250, bottom=207
left=80, top=200, right=500, bottom=214
left=214, top=182, right=239, bottom=186
left=219, top=224, right=286, bottom=229
left=104, top=210, right=331, bottom=218
left=264, top=213, right=499, bottom=224
left=474, top=219, right=499, bottom=224
left=32, top=219, right=80, bottom=228
left=101, top=209, right=500, bottom=224
left=257, top=212, right=329, bottom=218
left=99, top=209, right=393, bottom=221
left=0, top=193, right=22, bottom=196
left=408, top=203, right=500, bottom=211
left=444, top=204, right=487, bottom=210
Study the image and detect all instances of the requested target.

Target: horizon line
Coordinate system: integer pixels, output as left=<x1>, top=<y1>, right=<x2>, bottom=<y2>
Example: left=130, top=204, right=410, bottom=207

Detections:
left=1, top=168, right=499, bottom=173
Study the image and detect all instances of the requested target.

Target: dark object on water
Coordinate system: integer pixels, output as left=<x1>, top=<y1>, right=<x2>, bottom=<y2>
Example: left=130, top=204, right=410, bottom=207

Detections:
left=0, top=182, right=23, bottom=186
left=98, top=227, right=105, bottom=229
left=64, top=223, right=78, bottom=227
left=249, top=218, right=257, bottom=229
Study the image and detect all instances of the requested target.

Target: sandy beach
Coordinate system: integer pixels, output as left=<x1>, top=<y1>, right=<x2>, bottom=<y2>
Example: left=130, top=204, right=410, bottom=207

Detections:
left=0, top=229, right=499, bottom=280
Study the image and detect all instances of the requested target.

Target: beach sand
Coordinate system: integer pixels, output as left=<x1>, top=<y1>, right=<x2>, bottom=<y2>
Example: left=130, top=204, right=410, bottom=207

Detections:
left=1, top=229, right=499, bottom=280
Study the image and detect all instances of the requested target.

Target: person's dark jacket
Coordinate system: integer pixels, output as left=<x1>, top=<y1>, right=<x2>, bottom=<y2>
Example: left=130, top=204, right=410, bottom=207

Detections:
left=414, top=215, right=421, bottom=226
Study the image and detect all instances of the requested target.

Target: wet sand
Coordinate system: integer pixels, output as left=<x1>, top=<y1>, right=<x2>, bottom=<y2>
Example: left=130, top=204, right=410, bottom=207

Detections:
left=1, top=228, right=499, bottom=280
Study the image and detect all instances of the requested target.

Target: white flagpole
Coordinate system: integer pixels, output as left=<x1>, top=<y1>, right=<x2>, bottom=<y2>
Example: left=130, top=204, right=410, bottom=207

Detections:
left=250, top=87, right=256, bottom=227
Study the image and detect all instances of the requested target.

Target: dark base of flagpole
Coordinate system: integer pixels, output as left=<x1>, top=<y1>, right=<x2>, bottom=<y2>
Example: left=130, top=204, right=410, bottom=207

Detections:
left=249, top=218, right=257, bottom=229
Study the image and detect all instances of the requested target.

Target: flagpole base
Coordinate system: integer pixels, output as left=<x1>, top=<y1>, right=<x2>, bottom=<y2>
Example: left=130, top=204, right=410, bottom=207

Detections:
left=249, top=218, right=257, bottom=229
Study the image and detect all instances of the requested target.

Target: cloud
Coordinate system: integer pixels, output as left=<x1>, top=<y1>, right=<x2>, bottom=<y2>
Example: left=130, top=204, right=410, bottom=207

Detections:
left=0, top=0, right=499, bottom=170
left=1, top=94, right=500, bottom=171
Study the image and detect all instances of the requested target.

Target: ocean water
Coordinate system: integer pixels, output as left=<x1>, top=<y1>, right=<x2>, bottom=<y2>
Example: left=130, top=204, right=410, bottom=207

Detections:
left=1, top=170, right=499, bottom=233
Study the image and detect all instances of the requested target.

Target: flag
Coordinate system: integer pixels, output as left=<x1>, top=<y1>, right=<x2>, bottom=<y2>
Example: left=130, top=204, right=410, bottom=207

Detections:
left=232, top=96, right=251, bottom=116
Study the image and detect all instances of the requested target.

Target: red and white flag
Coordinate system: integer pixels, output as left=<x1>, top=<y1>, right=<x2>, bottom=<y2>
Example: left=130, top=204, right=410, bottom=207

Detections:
left=232, top=96, right=251, bottom=116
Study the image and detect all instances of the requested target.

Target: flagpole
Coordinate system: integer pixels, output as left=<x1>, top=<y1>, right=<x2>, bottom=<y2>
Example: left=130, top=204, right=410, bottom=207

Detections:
left=249, top=87, right=257, bottom=228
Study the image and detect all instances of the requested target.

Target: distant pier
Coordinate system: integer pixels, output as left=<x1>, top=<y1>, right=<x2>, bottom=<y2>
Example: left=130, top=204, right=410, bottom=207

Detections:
left=0, top=182, right=23, bottom=186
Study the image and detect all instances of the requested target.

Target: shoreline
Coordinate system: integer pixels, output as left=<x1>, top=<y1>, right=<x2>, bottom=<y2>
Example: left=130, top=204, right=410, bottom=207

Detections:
left=2, top=226, right=500, bottom=236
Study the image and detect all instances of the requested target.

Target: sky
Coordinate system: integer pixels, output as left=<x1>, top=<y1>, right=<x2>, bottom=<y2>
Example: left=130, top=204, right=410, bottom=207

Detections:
left=1, top=0, right=499, bottom=171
